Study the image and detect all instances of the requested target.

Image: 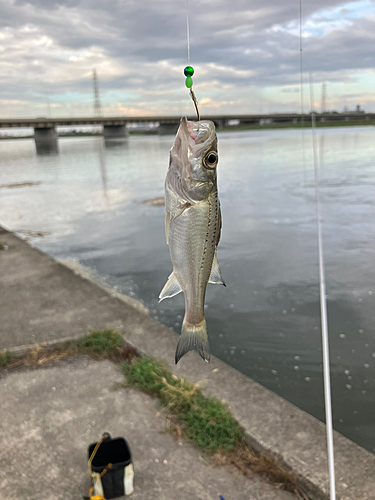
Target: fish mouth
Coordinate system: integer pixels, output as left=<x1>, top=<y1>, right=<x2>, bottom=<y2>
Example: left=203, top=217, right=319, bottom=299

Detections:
left=179, top=116, right=214, bottom=145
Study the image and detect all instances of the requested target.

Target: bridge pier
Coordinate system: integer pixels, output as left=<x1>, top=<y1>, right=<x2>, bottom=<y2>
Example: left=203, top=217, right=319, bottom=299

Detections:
left=34, top=127, right=58, bottom=154
left=216, top=119, right=228, bottom=129
left=102, top=125, right=128, bottom=139
left=158, top=123, right=179, bottom=135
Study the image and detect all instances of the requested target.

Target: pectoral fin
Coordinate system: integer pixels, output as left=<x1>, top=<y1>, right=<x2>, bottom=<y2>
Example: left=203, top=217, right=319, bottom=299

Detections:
left=165, top=203, right=191, bottom=245
left=171, top=202, right=192, bottom=221
left=209, top=252, right=226, bottom=286
left=159, top=272, right=183, bottom=302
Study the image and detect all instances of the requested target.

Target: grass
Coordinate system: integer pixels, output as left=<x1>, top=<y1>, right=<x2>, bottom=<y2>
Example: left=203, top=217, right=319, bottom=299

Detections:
left=0, top=350, right=14, bottom=367
left=76, top=329, right=123, bottom=355
left=122, top=356, right=308, bottom=498
left=0, top=241, right=6, bottom=251
left=122, top=356, right=242, bottom=453
left=0, top=329, right=136, bottom=370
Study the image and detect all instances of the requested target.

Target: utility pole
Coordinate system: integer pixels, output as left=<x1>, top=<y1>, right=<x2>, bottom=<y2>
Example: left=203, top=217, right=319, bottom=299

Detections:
left=321, top=82, right=327, bottom=114
left=93, top=69, right=102, bottom=117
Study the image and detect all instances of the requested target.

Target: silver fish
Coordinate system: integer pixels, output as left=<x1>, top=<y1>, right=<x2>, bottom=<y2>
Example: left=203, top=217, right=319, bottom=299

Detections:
left=159, top=117, right=225, bottom=363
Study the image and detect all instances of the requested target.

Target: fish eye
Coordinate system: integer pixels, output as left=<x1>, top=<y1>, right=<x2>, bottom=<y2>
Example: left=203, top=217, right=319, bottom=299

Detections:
left=204, top=152, right=218, bottom=169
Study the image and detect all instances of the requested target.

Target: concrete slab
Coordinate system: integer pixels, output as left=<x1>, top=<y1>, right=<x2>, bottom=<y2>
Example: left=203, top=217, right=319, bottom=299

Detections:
left=0, top=229, right=149, bottom=349
left=1, top=227, right=375, bottom=499
left=0, top=358, right=295, bottom=500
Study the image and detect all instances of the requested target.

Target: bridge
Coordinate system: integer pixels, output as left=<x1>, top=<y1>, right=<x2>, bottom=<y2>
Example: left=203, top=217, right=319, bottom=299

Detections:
left=1, top=113, right=373, bottom=151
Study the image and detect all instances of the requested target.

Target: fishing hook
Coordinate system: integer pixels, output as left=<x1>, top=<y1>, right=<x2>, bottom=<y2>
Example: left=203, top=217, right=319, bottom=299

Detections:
left=190, top=88, right=200, bottom=121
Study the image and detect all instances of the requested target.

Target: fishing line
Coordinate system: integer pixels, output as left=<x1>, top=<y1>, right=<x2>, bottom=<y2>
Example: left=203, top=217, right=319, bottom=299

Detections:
left=186, top=0, right=191, bottom=64
left=190, top=88, right=200, bottom=120
left=184, top=0, right=200, bottom=120
left=309, top=73, right=337, bottom=500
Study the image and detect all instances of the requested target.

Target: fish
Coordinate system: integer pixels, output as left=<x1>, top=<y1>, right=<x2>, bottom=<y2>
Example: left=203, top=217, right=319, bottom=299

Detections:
left=159, top=117, right=225, bottom=363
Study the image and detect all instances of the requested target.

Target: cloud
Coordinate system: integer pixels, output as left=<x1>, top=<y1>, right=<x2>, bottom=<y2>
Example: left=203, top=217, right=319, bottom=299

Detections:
left=0, top=0, right=374, bottom=116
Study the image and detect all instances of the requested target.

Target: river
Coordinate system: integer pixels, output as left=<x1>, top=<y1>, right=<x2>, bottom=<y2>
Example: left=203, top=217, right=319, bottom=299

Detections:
left=0, top=126, right=374, bottom=453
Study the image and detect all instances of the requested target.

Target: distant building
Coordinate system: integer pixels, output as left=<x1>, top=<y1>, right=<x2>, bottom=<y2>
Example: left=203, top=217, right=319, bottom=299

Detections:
left=347, top=104, right=365, bottom=115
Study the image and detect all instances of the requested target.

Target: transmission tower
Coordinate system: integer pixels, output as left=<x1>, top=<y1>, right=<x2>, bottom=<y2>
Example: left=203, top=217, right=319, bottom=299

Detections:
left=93, top=69, right=102, bottom=117
left=321, top=82, right=327, bottom=114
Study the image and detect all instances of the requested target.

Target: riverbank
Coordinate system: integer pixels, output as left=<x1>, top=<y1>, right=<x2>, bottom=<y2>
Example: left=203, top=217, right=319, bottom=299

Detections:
left=219, top=118, right=375, bottom=132
left=1, top=226, right=375, bottom=500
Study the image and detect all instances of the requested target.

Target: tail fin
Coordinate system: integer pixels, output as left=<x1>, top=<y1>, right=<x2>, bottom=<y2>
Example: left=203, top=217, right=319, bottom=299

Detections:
left=175, top=318, right=210, bottom=364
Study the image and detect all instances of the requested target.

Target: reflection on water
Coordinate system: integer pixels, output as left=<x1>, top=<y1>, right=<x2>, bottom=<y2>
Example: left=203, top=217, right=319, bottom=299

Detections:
left=0, top=127, right=375, bottom=453
left=104, top=138, right=129, bottom=148
left=35, top=141, right=59, bottom=156
left=97, top=140, right=108, bottom=201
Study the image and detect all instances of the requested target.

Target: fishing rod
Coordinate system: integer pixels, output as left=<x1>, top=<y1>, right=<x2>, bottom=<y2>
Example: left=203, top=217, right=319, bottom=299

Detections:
left=309, top=72, right=336, bottom=500
left=299, top=2, right=336, bottom=498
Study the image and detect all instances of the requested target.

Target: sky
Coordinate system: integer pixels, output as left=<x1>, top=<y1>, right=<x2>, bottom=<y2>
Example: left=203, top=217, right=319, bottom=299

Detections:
left=0, top=0, right=374, bottom=117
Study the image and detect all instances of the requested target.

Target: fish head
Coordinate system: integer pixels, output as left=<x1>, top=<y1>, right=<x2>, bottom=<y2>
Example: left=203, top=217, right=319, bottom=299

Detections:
left=169, top=117, right=218, bottom=202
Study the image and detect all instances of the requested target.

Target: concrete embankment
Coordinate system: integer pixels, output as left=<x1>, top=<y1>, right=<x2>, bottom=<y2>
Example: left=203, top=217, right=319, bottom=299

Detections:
left=1, top=226, right=374, bottom=500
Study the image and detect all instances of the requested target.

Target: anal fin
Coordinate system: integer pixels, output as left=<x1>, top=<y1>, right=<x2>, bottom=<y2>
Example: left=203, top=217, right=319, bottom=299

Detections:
left=159, top=272, right=183, bottom=302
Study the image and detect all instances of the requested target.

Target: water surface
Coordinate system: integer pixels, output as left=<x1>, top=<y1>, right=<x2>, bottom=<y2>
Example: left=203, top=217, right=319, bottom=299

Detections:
left=0, top=127, right=374, bottom=452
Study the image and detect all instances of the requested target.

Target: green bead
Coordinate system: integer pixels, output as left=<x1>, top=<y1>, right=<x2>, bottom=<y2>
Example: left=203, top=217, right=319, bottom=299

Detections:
left=184, top=66, right=194, bottom=77
left=185, top=76, right=193, bottom=88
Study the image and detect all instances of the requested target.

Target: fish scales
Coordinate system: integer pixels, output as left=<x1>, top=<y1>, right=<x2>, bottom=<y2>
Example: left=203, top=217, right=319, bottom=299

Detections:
left=169, top=189, right=219, bottom=326
left=159, top=117, right=225, bottom=363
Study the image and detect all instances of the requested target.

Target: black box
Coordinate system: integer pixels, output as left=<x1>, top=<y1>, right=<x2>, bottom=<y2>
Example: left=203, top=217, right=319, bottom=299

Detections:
left=88, top=433, right=134, bottom=498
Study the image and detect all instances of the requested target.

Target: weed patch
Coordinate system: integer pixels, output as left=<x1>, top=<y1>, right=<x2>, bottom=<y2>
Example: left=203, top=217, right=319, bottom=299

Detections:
left=1, top=330, right=137, bottom=371
left=122, top=355, right=308, bottom=498
left=77, top=329, right=123, bottom=356
left=123, top=356, right=242, bottom=453
left=0, top=350, right=14, bottom=367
